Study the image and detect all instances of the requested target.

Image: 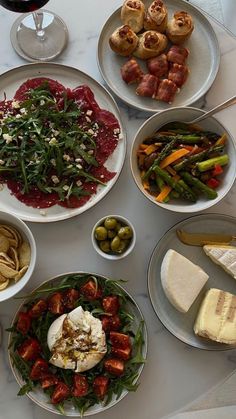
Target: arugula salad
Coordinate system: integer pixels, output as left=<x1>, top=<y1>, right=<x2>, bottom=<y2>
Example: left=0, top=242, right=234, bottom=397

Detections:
left=8, top=273, right=146, bottom=416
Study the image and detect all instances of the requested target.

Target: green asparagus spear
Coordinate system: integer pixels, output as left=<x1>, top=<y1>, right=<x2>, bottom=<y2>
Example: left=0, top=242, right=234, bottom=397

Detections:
left=150, top=134, right=208, bottom=144
left=196, top=154, right=229, bottom=172
left=178, top=179, right=197, bottom=202
left=154, top=166, right=196, bottom=202
left=180, top=171, right=217, bottom=199
left=142, top=138, right=177, bottom=180
left=173, top=145, right=224, bottom=172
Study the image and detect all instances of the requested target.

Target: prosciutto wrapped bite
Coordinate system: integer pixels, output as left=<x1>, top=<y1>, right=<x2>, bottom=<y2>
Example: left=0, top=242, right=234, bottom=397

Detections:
left=136, top=74, right=160, bottom=98
left=167, top=45, right=189, bottom=65
left=155, top=79, right=178, bottom=103
left=168, top=63, right=189, bottom=87
left=121, top=58, right=143, bottom=84
left=147, top=54, right=169, bottom=78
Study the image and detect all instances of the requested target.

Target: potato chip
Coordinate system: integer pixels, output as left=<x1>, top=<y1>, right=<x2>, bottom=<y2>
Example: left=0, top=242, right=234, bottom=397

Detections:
left=0, top=226, right=13, bottom=239
left=0, top=224, right=22, bottom=247
left=0, top=273, right=7, bottom=283
left=0, top=279, right=9, bottom=290
left=0, top=262, right=18, bottom=279
left=8, top=238, right=18, bottom=248
left=8, top=247, right=19, bottom=270
left=19, top=242, right=31, bottom=268
left=15, top=265, right=28, bottom=282
left=0, top=234, right=10, bottom=253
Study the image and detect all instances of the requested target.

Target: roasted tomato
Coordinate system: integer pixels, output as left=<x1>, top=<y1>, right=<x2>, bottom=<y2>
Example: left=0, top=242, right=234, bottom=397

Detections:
left=102, top=295, right=120, bottom=315
left=29, top=299, right=48, bottom=318
left=51, top=382, right=70, bottom=404
left=101, top=314, right=121, bottom=333
left=41, top=374, right=59, bottom=389
left=111, top=346, right=132, bottom=361
left=18, top=338, right=41, bottom=361
left=30, top=358, right=49, bottom=380
left=80, top=279, right=103, bottom=300
left=63, top=288, right=79, bottom=310
left=16, top=312, right=31, bottom=335
left=104, top=358, right=125, bottom=376
left=48, top=292, right=64, bottom=315
left=110, top=332, right=131, bottom=349
left=72, top=374, right=89, bottom=397
left=93, top=376, right=109, bottom=399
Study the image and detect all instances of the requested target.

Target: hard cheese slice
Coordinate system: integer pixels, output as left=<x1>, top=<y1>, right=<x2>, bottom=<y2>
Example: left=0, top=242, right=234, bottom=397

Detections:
left=203, top=245, right=236, bottom=279
left=194, top=288, right=236, bottom=344
left=161, top=249, right=209, bottom=313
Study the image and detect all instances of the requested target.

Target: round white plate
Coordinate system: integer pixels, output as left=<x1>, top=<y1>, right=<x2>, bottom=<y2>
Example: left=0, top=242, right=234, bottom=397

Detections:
left=0, top=63, right=126, bottom=222
left=97, top=0, right=220, bottom=113
left=8, top=271, right=147, bottom=416
left=148, top=213, right=236, bottom=350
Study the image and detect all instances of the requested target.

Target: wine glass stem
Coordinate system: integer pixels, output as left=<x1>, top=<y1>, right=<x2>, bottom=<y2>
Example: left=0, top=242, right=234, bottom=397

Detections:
left=32, top=11, right=45, bottom=41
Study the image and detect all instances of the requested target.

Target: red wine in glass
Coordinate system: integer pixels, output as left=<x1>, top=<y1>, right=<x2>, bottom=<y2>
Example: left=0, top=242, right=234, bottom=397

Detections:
left=0, top=0, right=68, bottom=60
left=0, top=0, right=49, bottom=13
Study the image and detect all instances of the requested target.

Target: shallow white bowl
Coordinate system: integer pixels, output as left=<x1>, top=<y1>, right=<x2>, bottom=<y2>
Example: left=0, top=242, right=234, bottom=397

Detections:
left=0, top=211, right=36, bottom=302
left=91, top=214, right=136, bottom=260
left=130, top=107, right=236, bottom=213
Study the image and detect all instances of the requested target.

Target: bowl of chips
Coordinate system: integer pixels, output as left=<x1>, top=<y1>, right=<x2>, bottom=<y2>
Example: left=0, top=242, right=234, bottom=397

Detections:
left=0, top=211, right=36, bottom=302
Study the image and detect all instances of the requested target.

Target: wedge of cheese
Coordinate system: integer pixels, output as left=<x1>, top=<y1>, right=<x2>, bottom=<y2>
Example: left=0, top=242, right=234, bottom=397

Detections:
left=203, top=245, right=236, bottom=279
left=194, top=288, right=236, bottom=345
left=161, top=249, right=209, bottom=313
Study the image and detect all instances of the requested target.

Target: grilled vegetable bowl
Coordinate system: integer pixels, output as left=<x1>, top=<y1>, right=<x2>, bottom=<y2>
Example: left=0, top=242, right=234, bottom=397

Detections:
left=130, top=107, right=236, bottom=213
left=7, top=272, right=147, bottom=417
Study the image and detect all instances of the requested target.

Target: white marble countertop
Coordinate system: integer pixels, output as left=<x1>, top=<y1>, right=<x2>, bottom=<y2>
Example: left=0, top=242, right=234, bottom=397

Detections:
left=1, top=1, right=236, bottom=418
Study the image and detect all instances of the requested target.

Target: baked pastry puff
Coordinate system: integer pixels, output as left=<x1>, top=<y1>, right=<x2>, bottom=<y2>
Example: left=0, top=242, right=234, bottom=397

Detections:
left=109, top=25, right=139, bottom=56
left=121, top=0, right=145, bottom=33
left=166, top=11, right=194, bottom=44
left=144, top=0, right=168, bottom=33
left=133, top=31, right=168, bottom=60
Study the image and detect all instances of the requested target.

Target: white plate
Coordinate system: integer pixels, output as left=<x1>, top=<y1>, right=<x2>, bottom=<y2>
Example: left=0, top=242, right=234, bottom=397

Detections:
left=0, top=63, right=126, bottom=223
left=8, top=271, right=147, bottom=416
left=148, top=213, right=236, bottom=350
left=97, top=0, right=220, bottom=113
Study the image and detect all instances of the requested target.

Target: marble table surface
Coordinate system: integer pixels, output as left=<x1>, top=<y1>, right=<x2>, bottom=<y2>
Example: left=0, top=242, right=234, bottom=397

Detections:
left=1, top=1, right=236, bottom=418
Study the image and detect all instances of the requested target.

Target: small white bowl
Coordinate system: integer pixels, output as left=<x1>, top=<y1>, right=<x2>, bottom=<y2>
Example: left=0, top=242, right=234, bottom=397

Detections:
left=130, top=107, right=236, bottom=213
left=91, top=215, right=136, bottom=260
left=0, top=211, right=36, bottom=302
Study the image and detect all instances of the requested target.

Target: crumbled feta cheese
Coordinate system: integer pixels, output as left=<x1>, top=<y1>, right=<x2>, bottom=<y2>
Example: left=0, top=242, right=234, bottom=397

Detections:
left=63, top=185, right=69, bottom=191
left=86, top=110, right=93, bottom=116
left=3, top=133, right=13, bottom=144
left=67, top=164, right=73, bottom=169
left=93, top=123, right=99, bottom=130
left=18, top=135, right=23, bottom=140
left=0, top=160, right=4, bottom=165
left=12, top=101, right=20, bottom=109
left=52, top=129, right=59, bottom=136
left=86, top=116, right=91, bottom=123
left=100, top=175, right=104, bottom=179
left=50, top=159, right=56, bottom=167
left=75, top=158, right=83, bottom=163
left=51, top=175, right=60, bottom=184
left=88, top=129, right=94, bottom=135
left=20, top=107, right=27, bottom=114
left=118, top=134, right=123, bottom=140
left=0, top=183, right=4, bottom=191
left=15, top=114, right=22, bottom=119
left=88, top=150, right=94, bottom=155
left=80, top=143, right=86, bottom=150
left=76, top=164, right=83, bottom=170
left=76, top=180, right=82, bottom=187
left=113, top=128, right=120, bottom=134
left=49, top=137, right=58, bottom=145
left=39, top=210, right=47, bottom=216
left=63, top=154, right=71, bottom=162
left=40, top=100, right=45, bottom=106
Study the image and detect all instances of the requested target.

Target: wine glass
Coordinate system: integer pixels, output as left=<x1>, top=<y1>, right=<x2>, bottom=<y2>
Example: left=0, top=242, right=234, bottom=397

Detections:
left=0, top=0, right=68, bottom=61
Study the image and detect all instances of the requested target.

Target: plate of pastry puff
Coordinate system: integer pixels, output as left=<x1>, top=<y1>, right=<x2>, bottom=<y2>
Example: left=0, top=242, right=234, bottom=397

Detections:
left=148, top=213, right=236, bottom=350
left=98, top=0, right=220, bottom=113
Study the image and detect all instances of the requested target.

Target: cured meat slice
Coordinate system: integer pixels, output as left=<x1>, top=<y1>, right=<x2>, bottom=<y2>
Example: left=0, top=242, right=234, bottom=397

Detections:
left=121, top=58, right=143, bottom=85
left=147, top=54, right=168, bottom=78
left=155, top=79, right=178, bottom=103
left=136, top=74, right=160, bottom=98
left=167, top=45, right=189, bottom=65
left=168, top=63, right=189, bottom=87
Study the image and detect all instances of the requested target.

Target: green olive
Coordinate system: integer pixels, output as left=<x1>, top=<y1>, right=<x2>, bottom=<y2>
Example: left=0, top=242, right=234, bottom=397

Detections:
left=99, top=240, right=111, bottom=253
left=115, top=239, right=129, bottom=254
left=107, top=229, right=116, bottom=239
left=111, top=235, right=121, bottom=251
left=104, top=217, right=117, bottom=230
left=115, top=222, right=122, bottom=232
left=95, top=226, right=108, bottom=241
left=118, top=226, right=133, bottom=240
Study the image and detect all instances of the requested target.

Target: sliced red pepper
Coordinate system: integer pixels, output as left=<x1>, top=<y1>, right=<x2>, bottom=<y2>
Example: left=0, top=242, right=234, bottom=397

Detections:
left=212, top=164, right=223, bottom=177
left=206, top=177, right=220, bottom=189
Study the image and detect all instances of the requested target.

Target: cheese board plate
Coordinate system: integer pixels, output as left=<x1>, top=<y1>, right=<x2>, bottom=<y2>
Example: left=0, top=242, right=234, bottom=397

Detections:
left=97, top=0, right=220, bottom=113
left=148, top=213, right=236, bottom=350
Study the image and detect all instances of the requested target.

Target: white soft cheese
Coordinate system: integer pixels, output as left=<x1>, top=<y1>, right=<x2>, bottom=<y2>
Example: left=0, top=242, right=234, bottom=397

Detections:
left=204, top=245, right=236, bottom=279
left=47, top=306, right=107, bottom=372
left=161, top=249, right=209, bottom=313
